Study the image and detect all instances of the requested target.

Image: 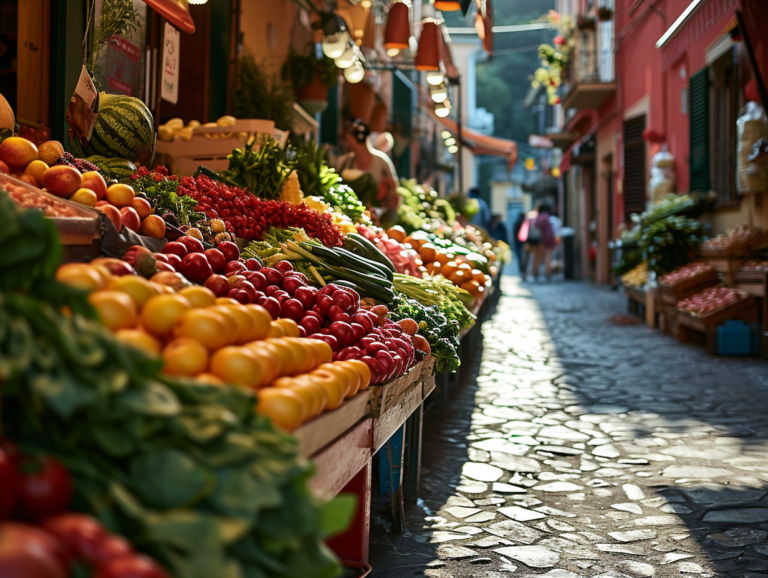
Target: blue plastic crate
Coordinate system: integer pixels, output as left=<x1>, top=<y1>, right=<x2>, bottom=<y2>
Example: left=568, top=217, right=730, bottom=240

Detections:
left=718, top=320, right=753, bottom=356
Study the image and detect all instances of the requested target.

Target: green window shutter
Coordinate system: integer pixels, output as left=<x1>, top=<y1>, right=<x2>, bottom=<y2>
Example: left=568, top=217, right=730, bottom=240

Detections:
left=689, top=67, right=710, bottom=192
left=623, top=115, right=646, bottom=216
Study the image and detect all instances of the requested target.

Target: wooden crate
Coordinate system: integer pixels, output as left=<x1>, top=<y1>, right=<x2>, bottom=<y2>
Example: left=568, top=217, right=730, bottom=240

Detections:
left=701, top=255, right=749, bottom=287
left=658, top=269, right=720, bottom=306
left=625, top=285, right=646, bottom=305
left=660, top=304, right=680, bottom=336
left=677, top=294, right=758, bottom=347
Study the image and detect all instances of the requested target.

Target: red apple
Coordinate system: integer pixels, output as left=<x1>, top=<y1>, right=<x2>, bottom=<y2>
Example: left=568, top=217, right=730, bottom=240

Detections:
left=224, top=261, right=247, bottom=275
left=80, top=171, right=108, bottom=201
left=204, top=249, right=226, bottom=274
left=165, top=253, right=182, bottom=269
left=119, top=207, right=141, bottom=233
left=96, top=204, right=122, bottom=231
left=91, top=258, right=136, bottom=276
left=204, top=274, right=230, bottom=297
left=218, top=241, right=240, bottom=262
left=177, top=236, right=205, bottom=254
left=178, top=252, right=213, bottom=285
left=161, top=242, right=188, bottom=259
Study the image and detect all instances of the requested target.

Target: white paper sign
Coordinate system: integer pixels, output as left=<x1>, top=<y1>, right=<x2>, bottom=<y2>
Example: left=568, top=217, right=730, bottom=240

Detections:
left=161, top=22, right=180, bottom=105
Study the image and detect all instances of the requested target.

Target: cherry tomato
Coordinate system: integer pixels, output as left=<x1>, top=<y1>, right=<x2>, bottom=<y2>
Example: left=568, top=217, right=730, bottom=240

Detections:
left=18, top=456, right=73, bottom=521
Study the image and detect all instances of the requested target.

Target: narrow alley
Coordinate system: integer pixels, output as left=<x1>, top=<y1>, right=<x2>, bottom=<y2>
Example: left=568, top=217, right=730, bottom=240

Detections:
left=371, top=278, right=768, bottom=578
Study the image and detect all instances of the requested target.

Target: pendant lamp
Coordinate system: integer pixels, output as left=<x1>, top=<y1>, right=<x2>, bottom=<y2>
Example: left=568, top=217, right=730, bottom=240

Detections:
left=435, top=99, right=451, bottom=118
left=384, top=2, right=410, bottom=51
left=434, top=0, right=460, bottom=11
left=415, top=21, right=441, bottom=71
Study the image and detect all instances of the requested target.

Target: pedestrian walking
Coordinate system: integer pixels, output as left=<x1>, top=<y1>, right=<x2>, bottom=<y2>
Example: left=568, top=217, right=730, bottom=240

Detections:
left=512, top=212, right=527, bottom=279
left=489, top=213, right=508, bottom=244
left=529, top=203, right=556, bottom=281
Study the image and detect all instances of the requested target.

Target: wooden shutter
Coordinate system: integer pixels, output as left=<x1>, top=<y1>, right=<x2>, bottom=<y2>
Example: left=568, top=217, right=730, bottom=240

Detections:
left=689, top=67, right=710, bottom=192
left=623, top=115, right=646, bottom=216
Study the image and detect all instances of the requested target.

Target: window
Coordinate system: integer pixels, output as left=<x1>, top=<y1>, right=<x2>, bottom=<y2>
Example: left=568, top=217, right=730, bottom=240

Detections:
left=623, top=115, right=646, bottom=216
left=688, top=52, right=739, bottom=204
left=711, top=50, right=738, bottom=204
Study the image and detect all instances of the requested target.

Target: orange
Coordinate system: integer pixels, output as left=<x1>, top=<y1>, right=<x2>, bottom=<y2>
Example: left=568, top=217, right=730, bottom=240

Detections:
left=173, top=308, right=230, bottom=350
left=286, top=337, right=318, bottom=373
left=218, top=304, right=253, bottom=344
left=424, top=262, right=441, bottom=276
left=454, top=254, right=468, bottom=265
left=335, top=361, right=363, bottom=398
left=274, top=318, right=300, bottom=338
left=418, top=242, right=437, bottom=263
left=434, top=251, right=453, bottom=267
left=449, top=270, right=469, bottom=285
left=471, top=269, right=486, bottom=283
left=215, top=297, right=241, bottom=307
left=207, top=305, right=240, bottom=342
left=24, top=160, right=48, bottom=186
left=89, top=290, right=137, bottom=331
left=255, top=387, right=305, bottom=431
left=210, top=346, right=262, bottom=388
left=404, top=235, right=422, bottom=250
left=68, top=188, right=98, bottom=208
left=243, top=304, right=272, bottom=341
left=267, top=322, right=285, bottom=338
left=195, top=373, right=224, bottom=386
left=162, top=337, right=209, bottom=376
left=55, top=264, right=107, bottom=291
left=178, top=286, right=217, bottom=308
left=386, top=225, right=406, bottom=243
left=483, top=273, right=492, bottom=285
left=105, top=183, right=135, bottom=207
left=317, top=362, right=359, bottom=399
left=243, top=343, right=282, bottom=386
left=441, top=261, right=459, bottom=278
left=309, top=369, right=347, bottom=410
left=271, top=377, right=313, bottom=421
left=308, top=339, right=333, bottom=366
left=269, top=338, right=307, bottom=376
left=140, top=294, right=193, bottom=337
left=345, top=359, right=372, bottom=392
left=115, top=328, right=162, bottom=355
left=460, top=279, right=484, bottom=298
left=109, top=275, right=157, bottom=308
left=457, top=262, right=472, bottom=273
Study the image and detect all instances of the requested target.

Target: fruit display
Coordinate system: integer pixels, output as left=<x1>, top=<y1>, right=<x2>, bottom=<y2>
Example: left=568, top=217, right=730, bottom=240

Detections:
left=158, top=115, right=236, bottom=142
left=657, top=262, right=714, bottom=287
left=701, top=224, right=768, bottom=254
left=677, top=286, right=747, bottom=317
left=621, top=261, right=649, bottom=289
left=395, top=179, right=456, bottom=233
left=1, top=176, right=80, bottom=218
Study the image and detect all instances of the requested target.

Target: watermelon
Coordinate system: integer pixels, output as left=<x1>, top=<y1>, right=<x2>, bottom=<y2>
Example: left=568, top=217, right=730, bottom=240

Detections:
left=84, top=93, right=156, bottom=165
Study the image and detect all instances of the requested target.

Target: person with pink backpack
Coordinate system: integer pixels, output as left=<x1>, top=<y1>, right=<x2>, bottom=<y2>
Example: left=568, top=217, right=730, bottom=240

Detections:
left=517, top=203, right=556, bottom=281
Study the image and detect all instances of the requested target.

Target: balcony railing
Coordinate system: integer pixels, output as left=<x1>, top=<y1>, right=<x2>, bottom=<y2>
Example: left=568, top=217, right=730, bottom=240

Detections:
left=562, top=21, right=616, bottom=111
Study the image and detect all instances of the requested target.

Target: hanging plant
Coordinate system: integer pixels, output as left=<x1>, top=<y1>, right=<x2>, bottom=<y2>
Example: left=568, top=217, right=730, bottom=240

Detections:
left=577, top=15, right=597, bottom=30
left=84, top=0, right=139, bottom=81
left=598, top=7, right=613, bottom=21
left=281, top=48, right=338, bottom=90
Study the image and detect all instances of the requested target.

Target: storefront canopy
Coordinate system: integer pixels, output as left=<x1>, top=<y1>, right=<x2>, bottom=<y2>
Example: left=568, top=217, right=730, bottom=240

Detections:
left=143, top=0, right=196, bottom=34
left=433, top=114, right=518, bottom=170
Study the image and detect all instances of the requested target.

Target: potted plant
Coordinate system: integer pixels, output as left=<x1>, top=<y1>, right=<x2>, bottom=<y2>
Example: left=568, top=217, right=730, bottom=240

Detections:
left=577, top=15, right=596, bottom=30
left=598, top=6, right=613, bottom=21
left=281, top=49, right=338, bottom=104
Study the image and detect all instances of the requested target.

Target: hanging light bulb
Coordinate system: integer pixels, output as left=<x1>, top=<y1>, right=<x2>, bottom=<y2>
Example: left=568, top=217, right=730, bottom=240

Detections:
left=344, top=61, right=365, bottom=84
left=335, top=46, right=356, bottom=69
left=426, top=70, right=445, bottom=86
left=435, top=100, right=451, bottom=118
left=445, top=137, right=456, bottom=146
left=441, top=130, right=452, bottom=139
left=188, top=0, right=209, bottom=4
left=430, top=82, right=448, bottom=103
left=415, top=21, right=441, bottom=71
left=320, top=15, right=350, bottom=59
left=448, top=145, right=459, bottom=153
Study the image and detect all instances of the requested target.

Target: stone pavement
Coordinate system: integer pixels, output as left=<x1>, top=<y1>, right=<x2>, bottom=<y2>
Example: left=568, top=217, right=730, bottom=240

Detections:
left=369, top=277, right=768, bottom=578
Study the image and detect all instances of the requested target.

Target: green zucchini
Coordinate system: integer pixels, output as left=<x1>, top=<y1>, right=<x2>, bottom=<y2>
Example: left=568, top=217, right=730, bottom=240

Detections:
left=345, top=233, right=397, bottom=272
left=301, top=243, right=390, bottom=281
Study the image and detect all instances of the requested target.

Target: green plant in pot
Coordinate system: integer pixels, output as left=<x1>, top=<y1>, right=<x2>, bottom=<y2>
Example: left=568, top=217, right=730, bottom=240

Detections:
left=281, top=48, right=338, bottom=113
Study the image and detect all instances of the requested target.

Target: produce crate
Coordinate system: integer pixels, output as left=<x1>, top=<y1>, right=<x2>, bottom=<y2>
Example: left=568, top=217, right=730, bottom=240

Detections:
left=677, top=293, right=758, bottom=347
left=0, top=173, right=101, bottom=261
left=154, top=119, right=284, bottom=175
left=658, top=269, right=720, bottom=306
left=700, top=255, right=748, bottom=287
left=699, top=230, right=768, bottom=257
left=369, top=356, right=433, bottom=417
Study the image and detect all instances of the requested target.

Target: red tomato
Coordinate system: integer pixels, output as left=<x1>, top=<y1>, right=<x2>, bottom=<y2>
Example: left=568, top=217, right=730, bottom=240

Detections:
left=41, top=513, right=106, bottom=562
left=0, top=447, right=20, bottom=519
left=18, top=456, right=73, bottom=521
left=0, top=522, right=68, bottom=578
left=94, top=555, right=169, bottom=578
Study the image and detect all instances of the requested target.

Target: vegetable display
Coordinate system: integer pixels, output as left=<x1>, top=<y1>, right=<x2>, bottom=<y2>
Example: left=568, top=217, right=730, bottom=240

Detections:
left=0, top=191, right=352, bottom=578
left=638, top=215, right=706, bottom=275
left=220, top=139, right=296, bottom=201
left=657, top=262, right=714, bottom=287
left=83, top=94, right=156, bottom=165
left=677, top=287, right=746, bottom=317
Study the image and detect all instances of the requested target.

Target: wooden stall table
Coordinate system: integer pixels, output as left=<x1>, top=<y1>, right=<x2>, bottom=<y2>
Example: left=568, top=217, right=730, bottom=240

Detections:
left=677, top=292, right=759, bottom=353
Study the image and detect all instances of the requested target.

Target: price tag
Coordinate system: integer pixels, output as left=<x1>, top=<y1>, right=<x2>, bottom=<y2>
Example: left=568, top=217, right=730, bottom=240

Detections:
left=161, top=22, right=180, bottom=105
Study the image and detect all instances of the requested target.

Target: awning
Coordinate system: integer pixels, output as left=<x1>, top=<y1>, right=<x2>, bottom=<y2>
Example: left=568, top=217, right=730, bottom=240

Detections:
left=143, top=0, right=195, bottom=34
left=433, top=114, right=518, bottom=170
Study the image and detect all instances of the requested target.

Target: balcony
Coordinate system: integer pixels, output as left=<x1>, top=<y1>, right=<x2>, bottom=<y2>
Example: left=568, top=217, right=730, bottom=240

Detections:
left=562, top=23, right=616, bottom=111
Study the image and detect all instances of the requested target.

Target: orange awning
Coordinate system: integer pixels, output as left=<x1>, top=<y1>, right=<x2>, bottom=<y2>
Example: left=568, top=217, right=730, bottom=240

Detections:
left=143, top=0, right=195, bottom=34
left=434, top=114, right=518, bottom=170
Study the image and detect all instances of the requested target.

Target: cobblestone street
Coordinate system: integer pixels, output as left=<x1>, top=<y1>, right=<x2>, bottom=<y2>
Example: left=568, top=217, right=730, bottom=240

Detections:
left=370, top=277, right=768, bottom=578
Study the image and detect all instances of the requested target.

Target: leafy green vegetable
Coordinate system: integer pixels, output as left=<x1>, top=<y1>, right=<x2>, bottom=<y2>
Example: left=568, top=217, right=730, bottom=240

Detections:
left=123, top=171, right=203, bottom=227
left=222, top=139, right=297, bottom=200
left=639, top=215, right=706, bottom=275
left=294, top=141, right=341, bottom=199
